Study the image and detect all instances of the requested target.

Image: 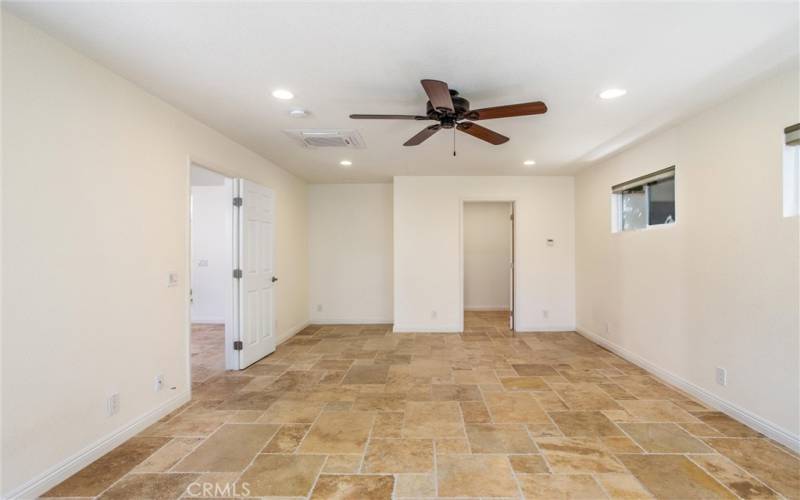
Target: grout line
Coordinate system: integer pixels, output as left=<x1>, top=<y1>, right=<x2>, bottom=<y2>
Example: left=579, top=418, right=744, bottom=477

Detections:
left=612, top=420, right=648, bottom=454
left=590, top=472, right=613, bottom=499
left=506, top=454, right=527, bottom=499
left=686, top=453, right=778, bottom=500
left=358, top=412, right=378, bottom=474
left=278, top=404, right=328, bottom=499
left=432, top=439, right=439, bottom=498
left=162, top=436, right=212, bottom=473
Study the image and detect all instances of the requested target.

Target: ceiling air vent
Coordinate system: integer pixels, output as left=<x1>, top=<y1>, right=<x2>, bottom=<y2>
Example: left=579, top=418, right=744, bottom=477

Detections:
left=284, top=129, right=365, bottom=149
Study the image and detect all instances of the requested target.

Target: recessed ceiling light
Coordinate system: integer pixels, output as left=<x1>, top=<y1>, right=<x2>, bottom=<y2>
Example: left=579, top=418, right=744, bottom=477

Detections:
left=271, top=89, right=294, bottom=100
left=523, top=160, right=536, bottom=166
left=339, top=160, right=353, bottom=167
left=599, top=88, right=627, bottom=100
left=289, top=109, right=308, bottom=117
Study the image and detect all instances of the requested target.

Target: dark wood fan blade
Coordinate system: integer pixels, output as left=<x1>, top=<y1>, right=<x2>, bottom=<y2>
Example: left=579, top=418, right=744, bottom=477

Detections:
left=350, top=114, right=430, bottom=120
left=421, top=79, right=454, bottom=112
left=403, top=124, right=442, bottom=146
left=456, top=122, right=509, bottom=145
left=465, top=101, right=547, bottom=121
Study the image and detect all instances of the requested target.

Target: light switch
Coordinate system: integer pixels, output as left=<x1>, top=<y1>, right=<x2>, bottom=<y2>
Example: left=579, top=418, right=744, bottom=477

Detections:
left=168, top=272, right=179, bottom=287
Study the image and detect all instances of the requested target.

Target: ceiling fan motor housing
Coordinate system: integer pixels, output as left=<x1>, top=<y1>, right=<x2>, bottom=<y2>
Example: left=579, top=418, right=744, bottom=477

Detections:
left=426, top=89, right=470, bottom=127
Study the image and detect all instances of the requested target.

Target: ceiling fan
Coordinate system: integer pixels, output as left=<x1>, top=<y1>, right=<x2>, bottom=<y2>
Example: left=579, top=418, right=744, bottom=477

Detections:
left=350, top=79, right=547, bottom=151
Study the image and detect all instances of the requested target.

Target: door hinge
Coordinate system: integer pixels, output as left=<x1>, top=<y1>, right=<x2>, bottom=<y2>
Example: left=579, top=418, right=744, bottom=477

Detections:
left=233, top=196, right=243, bottom=207
left=233, top=269, right=243, bottom=279
left=510, top=213, right=514, bottom=221
left=233, top=340, right=243, bottom=350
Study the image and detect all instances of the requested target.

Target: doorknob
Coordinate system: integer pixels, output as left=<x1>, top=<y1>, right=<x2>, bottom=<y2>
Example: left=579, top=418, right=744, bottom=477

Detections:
left=272, top=276, right=278, bottom=283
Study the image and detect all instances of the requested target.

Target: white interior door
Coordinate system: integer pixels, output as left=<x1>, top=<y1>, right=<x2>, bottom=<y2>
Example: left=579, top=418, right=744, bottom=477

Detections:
left=235, top=179, right=276, bottom=368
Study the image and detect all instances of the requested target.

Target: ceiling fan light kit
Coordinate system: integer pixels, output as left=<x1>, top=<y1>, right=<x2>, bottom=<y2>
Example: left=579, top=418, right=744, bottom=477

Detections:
left=350, top=79, right=547, bottom=155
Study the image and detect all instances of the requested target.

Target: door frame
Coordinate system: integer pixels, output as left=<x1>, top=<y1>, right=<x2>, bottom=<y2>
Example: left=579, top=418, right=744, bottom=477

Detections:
left=459, top=199, right=517, bottom=333
left=186, top=159, right=238, bottom=381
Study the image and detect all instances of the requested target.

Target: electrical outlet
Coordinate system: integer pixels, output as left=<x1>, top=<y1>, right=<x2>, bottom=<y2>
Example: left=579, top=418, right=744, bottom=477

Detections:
left=716, top=367, right=727, bottom=386
left=431, top=310, right=438, bottom=319
left=107, top=393, right=120, bottom=416
left=316, top=304, right=323, bottom=312
left=155, top=374, right=164, bottom=392
left=542, top=309, right=549, bottom=319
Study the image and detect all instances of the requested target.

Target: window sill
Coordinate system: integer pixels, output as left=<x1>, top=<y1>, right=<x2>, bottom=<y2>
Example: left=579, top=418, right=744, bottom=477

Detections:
left=612, top=222, right=677, bottom=235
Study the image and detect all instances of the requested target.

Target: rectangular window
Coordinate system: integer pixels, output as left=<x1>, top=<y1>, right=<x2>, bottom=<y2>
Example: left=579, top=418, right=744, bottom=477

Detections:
left=612, top=166, right=676, bottom=233
left=784, top=124, right=800, bottom=217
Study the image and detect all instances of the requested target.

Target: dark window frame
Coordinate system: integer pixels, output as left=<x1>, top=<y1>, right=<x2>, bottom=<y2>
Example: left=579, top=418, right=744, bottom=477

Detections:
left=613, top=167, right=676, bottom=233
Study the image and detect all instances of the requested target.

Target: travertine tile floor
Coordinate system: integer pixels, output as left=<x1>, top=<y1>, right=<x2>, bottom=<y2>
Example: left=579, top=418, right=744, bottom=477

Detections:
left=44, top=311, right=800, bottom=499
left=190, top=324, right=226, bottom=384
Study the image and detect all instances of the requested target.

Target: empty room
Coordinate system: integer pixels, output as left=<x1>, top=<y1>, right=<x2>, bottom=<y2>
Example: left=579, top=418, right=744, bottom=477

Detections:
left=1, top=2, right=798, bottom=499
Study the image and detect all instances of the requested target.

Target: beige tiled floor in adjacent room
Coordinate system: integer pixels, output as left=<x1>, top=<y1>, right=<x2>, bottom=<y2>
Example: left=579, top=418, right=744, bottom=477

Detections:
left=190, top=324, right=226, bottom=384
left=43, top=312, right=800, bottom=499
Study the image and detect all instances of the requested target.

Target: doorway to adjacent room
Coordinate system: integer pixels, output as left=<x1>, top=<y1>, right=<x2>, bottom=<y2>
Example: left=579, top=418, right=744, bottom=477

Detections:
left=462, top=201, right=515, bottom=332
left=189, top=163, right=278, bottom=381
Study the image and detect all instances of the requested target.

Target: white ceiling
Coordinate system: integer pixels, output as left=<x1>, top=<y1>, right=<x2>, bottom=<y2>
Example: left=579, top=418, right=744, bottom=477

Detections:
left=7, top=2, right=798, bottom=183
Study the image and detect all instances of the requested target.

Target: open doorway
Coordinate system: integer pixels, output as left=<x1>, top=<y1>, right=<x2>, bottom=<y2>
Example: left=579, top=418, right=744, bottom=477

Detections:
left=190, top=164, right=236, bottom=383
left=462, top=201, right=515, bottom=333
left=189, top=163, right=278, bottom=379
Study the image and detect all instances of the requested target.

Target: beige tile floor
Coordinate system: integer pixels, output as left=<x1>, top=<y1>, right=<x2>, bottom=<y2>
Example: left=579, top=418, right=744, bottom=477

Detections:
left=43, top=311, right=800, bottom=499
left=190, top=324, right=226, bottom=384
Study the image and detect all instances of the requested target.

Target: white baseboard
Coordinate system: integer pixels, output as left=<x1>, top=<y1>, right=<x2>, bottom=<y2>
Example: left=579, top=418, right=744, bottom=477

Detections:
left=393, top=324, right=462, bottom=333
left=464, top=306, right=510, bottom=311
left=277, top=320, right=311, bottom=345
left=5, top=391, right=191, bottom=499
left=515, top=324, right=576, bottom=333
left=576, top=325, right=800, bottom=453
left=310, top=318, right=394, bottom=325
left=190, top=316, right=224, bottom=324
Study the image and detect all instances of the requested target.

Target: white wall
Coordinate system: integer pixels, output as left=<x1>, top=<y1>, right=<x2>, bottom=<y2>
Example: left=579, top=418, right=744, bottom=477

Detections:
left=309, top=184, right=393, bottom=323
left=463, top=202, right=511, bottom=310
left=575, top=68, right=800, bottom=449
left=394, top=176, right=575, bottom=332
left=1, top=14, right=308, bottom=497
left=190, top=171, right=232, bottom=324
